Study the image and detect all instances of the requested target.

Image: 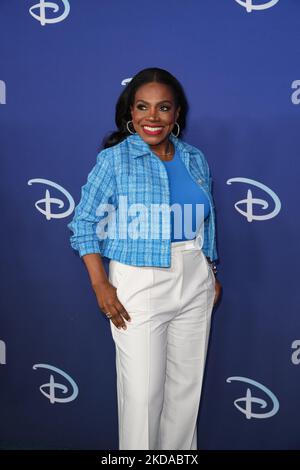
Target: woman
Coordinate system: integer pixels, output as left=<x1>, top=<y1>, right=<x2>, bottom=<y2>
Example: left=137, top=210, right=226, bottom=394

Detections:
left=68, top=67, right=221, bottom=450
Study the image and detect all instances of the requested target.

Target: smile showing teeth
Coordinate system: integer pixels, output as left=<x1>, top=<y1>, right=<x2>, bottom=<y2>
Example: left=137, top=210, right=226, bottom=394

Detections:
left=143, top=126, right=163, bottom=131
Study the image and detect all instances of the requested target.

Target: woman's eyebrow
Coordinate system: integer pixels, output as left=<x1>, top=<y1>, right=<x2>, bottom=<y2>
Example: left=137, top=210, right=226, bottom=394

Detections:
left=136, top=99, right=173, bottom=104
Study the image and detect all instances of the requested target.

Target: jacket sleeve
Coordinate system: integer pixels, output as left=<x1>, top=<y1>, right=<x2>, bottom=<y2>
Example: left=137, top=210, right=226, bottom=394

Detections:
left=67, top=151, right=115, bottom=257
left=202, top=153, right=219, bottom=262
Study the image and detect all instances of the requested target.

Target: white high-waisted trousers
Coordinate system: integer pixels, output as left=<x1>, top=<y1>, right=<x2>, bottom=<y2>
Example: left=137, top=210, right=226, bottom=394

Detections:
left=108, top=237, right=215, bottom=450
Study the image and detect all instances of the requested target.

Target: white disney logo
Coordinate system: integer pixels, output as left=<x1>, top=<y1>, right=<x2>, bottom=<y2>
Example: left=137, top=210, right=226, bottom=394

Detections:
left=291, top=80, right=300, bottom=105
left=291, top=340, right=300, bottom=365
left=234, top=0, right=280, bottom=13
left=33, top=364, right=79, bottom=404
left=28, top=178, right=75, bottom=220
left=227, top=376, right=279, bottom=419
left=0, top=80, right=6, bottom=104
left=121, top=78, right=132, bottom=86
left=226, top=177, right=281, bottom=222
left=0, top=340, right=6, bottom=365
left=29, top=0, right=70, bottom=26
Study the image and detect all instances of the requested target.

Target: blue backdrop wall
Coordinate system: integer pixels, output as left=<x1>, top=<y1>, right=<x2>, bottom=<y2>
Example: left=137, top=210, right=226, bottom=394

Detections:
left=1, top=0, right=299, bottom=450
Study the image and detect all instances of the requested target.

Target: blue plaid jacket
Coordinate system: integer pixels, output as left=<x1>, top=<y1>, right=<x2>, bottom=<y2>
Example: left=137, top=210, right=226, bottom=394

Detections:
left=67, top=133, right=218, bottom=266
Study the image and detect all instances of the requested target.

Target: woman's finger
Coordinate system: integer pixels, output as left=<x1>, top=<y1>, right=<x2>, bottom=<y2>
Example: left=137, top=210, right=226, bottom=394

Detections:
left=115, top=299, right=131, bottom=322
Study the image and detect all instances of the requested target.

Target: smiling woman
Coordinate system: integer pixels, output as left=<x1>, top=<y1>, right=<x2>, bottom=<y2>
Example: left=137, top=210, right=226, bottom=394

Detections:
left=68, top=67, right=221, bottom=450
left=130, top=82, right=180, bottom=158
left=102, top=68, right=188, bottom=159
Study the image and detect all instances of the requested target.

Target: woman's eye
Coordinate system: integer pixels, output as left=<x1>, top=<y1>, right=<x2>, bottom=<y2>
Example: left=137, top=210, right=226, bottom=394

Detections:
left=136, top=104, right=171, bottom=111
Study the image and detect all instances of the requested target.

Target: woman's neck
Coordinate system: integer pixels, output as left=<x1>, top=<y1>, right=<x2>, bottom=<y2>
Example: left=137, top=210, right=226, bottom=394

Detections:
left=150, top=140, right=175, bottom=161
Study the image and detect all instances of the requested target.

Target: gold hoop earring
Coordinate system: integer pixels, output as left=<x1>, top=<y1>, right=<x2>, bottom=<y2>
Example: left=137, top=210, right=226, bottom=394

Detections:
left=126, top=120, right=136, bottom=135
left=171, top=122, right=180, bottom=137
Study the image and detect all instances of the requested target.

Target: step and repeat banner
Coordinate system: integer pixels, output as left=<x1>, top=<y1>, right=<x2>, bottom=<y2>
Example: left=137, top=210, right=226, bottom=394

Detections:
left=1, top=0, right=299, bottom=450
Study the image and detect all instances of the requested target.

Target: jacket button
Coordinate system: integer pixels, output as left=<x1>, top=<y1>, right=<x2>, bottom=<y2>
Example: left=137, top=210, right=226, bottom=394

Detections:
left=197, top=178, right=203, bottom=184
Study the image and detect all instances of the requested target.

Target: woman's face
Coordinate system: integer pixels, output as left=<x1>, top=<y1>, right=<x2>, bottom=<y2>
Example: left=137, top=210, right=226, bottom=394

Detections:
left=130, top=82, right=180, bottom=147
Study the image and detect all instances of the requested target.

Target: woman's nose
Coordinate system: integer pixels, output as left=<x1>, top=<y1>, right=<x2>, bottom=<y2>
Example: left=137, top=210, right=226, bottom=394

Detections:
left=147, top=107, right=159, bottom=120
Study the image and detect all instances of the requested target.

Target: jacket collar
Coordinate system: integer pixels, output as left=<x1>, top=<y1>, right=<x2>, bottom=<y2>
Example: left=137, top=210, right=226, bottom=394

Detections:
left=126, top=132, right=198, bottom=159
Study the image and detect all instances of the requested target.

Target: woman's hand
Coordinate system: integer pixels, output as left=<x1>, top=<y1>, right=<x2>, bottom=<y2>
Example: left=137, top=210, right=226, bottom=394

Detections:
left=93, top=280, right=131, bottom=330
left=213, top=278, right=222, bottom=306
left=205, top=257, right=222, bottom=307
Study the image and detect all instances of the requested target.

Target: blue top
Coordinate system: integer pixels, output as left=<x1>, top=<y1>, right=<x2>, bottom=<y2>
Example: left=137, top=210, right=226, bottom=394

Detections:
left=162, top=149, right=210, bottom=242
left=67, top=133, right=218, bottom=266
